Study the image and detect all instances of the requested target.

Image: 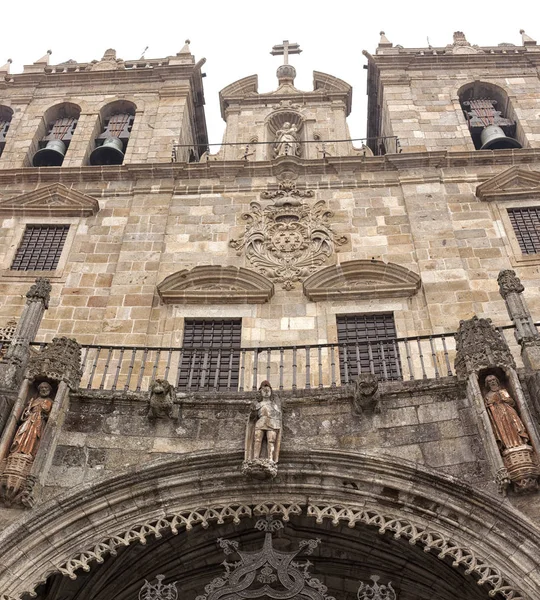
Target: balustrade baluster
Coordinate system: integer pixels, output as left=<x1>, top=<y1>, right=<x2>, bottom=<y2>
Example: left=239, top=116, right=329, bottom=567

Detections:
left=99, top=347, right=113, bottom=390
left=112, top=347, right=124, bottom=392
left=213, top=349, right=222, bottom=391
left=342, top=344, right=350, bottom=384
left=429, top=336, right=440, bottom=379
left=266, top=348, right=271, bottom=382
left=87, top=347, right=101, bottom=389
left=417, top=337, right=427, bottom=379
left=240, top=349, right=246, bottom=392
left=305, top=346, right=311, bottom=389
left=136, top=348, right=148, bottom=392
left=379, top=341, right=388, bottom=381
left=252, top=349, right=259, bottom=391
left=292, top=347, right=297, bottom=390
left=404, top=337, right=415, bottom=380
left=441, top=335, right=452, bottom=376
left=279, top=348, right=284, bottom=391
left=367, top=342, right=375, bottom=376
left=124, top=348, right=137, bottom=391
left=150, top=349, right=162, bottom=382
left=165, top=348, right=174, bottom=382
left=330, top=345, right=336, bottom=387
left=318, top=346, right=323, bottom=388
left=227, top=351, right=234, bottom=391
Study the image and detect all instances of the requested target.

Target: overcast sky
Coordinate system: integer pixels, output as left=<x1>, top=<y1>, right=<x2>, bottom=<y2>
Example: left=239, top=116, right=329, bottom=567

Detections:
left=3, top=0, right=540, bottom=145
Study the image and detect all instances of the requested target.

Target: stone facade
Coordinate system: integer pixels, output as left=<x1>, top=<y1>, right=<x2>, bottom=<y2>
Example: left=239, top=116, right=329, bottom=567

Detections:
left=1, top=34, right=540, bottom=600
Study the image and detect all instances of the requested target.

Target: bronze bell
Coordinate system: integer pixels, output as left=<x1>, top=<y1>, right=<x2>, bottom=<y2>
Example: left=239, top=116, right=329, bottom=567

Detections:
left=32, top=139, right=67, bottom=167
left=89, top=136, right=125, bottom=165
left=480, top=125, right=522, bottom=150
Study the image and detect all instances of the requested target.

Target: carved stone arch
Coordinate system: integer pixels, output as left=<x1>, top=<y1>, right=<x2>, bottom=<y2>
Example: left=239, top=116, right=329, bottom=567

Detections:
left=156, top=265, right=274, bottom=304
left=0, top=449, right=538, bottom=600
left=302, top=259, right=421, bottom=301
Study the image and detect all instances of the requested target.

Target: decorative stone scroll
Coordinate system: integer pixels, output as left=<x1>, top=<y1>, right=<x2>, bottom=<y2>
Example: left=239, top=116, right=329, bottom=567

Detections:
left=157, top=265, right=274, bottom=304
left=193, top=516, right=335, bottom=600
left=230, top=185, right=347, bottom=290
left=139, top=575, right=178, bottom=600
left=357, top=576, right=396, bottom=600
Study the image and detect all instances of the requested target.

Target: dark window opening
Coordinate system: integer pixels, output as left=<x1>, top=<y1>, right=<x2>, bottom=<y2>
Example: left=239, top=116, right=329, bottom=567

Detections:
left=508, top=207, right=540, bottom=254
left=11, top=225, right=69, bottom=271
left=337, top=313, right=401, bottom=381
left=178, top=319, right=241, bottom=391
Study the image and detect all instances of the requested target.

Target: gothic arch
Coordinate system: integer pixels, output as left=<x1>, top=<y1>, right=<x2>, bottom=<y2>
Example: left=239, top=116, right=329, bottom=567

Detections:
left=0, top=450, right=538, bottom=599
left=302, top=259, right=421, bottom=301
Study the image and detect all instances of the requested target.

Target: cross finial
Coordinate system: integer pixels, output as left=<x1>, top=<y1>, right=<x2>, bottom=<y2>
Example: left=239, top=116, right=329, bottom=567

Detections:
left=270, top=40, right=302, bottom=65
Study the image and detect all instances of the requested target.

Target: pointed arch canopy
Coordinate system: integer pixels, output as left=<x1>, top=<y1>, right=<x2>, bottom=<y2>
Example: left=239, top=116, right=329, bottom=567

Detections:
left=302, top=260, right=421, bottom=301
left=157, top=265, right=274, bottom=304
left=0, top=449, right=538, bottom=600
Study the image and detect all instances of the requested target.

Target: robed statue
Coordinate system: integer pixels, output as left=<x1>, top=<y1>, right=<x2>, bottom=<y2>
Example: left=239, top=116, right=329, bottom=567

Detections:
left=245, top=380, right=282, bottom=464
left=10, top=381, right=54, bottom=457
left=483, top=375, right=530, bottom=450
left=273, top=122, right=300, bottom=158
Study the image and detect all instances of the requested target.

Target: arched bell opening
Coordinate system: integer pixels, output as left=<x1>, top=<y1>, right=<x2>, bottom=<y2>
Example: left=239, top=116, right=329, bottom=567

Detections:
left=28, top=512, right=494, bottom=600
left=0, top=105, right=14, bottom=158
left=89, top=100, right=136, bottom=166
left=458, top=82, right=525, bottom=150
left=31, top=102, right=81, bottom=167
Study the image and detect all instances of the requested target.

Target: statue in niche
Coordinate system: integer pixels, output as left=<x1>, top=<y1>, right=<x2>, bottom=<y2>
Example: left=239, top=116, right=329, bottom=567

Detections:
left=0, top=381, right=55, bottom=506
left=10, top=382, right=54, bottom=457
left=243, top=381, right=282, bottom=479
left=482, top=374, right=540, bottom=493
left=483, top=375, right=529, bottom=450
left=273, top=122, right=300, bottom=158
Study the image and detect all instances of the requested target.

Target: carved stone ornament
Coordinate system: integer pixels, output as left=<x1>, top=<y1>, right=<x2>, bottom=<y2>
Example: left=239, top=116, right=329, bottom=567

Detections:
left=448, top=31, right=483, bottom=54
left=230, top=188, right=347, bottom=290
left=139, top=575, right=178, bottom=600
left=261, top=180, right=314, bottom=206
left=25, top=277, right=52, bottom=309
left=351, top=374, right=380, bottom=417
left=26, top=337, right=82, bottom=390
left=193, top=516, right=335, bottom=600
left=148, top=379, right=177, bottom=420
left=498, top=269, right=525, bottom=298
left=454, top=316, right=515, bottom=380
left=357, top=576, right=396, bottom=600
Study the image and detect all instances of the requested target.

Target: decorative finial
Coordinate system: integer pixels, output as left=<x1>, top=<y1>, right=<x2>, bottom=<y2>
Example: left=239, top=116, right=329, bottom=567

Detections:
left=378, top=31, right=392, bottom=48
left=179, top=40, right=191, bottom=54
left=34, top=50, right=52, bottom=65
left=520, top=29, right=537, bottom=46
left=271, top=40, right=302, bottom=85
left=0, top=59, right=12, bottom=75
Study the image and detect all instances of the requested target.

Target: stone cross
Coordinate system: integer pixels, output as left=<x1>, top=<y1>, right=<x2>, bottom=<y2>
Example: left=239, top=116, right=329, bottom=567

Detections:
left=270, top=40, right=302, bottom=65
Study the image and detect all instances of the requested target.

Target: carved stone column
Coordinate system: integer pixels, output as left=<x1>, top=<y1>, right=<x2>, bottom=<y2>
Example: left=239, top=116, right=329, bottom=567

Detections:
left=455, top=316, right=540, bottom=493
left=498, top=269, right=540, bottom=370
left=0, top=337, right=82, bottom=507
left=1, top=278, right=52, bottom=389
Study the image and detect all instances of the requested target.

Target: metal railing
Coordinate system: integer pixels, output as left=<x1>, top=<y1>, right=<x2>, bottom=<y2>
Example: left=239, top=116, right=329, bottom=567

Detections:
left=171, top=136, right=401, bottom=163
left=22, top=323, right=528, bottom=394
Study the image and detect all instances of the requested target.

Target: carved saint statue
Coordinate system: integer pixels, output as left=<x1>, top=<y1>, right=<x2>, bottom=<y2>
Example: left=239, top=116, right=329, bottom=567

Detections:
left=10, top=382, right=54, bottom=457
left=483, top=375, right=530, bottom=450
left=274, top=122, right=300, bottom=158
left=245, top=381, right=282, bottom=463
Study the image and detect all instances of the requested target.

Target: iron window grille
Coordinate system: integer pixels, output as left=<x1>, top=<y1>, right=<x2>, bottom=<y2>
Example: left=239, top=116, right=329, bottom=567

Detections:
left=508, top=207, right=540, bottom=254
left=337, top=313, right=401, bottom=381
left=178, top=319, right=242, bottom=391
left=11, top=225, right=69, bottom=271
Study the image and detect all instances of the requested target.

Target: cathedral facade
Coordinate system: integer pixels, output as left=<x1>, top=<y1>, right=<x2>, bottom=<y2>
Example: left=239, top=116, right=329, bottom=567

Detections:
left=0, top=31, right=540, bottom=600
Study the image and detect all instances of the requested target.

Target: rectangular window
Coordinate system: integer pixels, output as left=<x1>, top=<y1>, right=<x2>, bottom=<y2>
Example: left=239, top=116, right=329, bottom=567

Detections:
left=508, top=207, right=540, bottom=254
left=178, top=319, right=242, bottom=391
left=337, top=313, right=401, bottom=381
left=11, top=225, right=69, bottom=271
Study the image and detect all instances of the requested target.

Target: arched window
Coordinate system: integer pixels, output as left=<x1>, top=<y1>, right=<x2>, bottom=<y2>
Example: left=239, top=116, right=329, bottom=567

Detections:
left=458, top=82, right=523, bottom=150
left=89, top=100, right=136, bottom=165
left=0, top=106, right=14, bottom=159
left=32, top=103, right=81, bottom=167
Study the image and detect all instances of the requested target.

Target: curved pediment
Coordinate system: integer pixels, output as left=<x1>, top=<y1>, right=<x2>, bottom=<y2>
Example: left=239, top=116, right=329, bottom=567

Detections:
left=157, top=265, right=274, bottom=304
left=313, top=71, right=352, bottom=115
left=0, top=183, right=99, bottom=217
left=476, top=166, right=540, bottom=202
left=303, top=260, right=421, bottom=301
left=219, top=75, right=259, bottom=118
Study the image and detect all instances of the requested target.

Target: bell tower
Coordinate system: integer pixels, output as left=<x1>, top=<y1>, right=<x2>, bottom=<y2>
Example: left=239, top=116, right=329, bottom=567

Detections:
left=365, top=30, right=540, bottom=152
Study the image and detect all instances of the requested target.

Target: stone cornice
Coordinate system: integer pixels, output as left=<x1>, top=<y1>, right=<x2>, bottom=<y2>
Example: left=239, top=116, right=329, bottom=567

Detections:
left=0, top=148, right=540, bottom=188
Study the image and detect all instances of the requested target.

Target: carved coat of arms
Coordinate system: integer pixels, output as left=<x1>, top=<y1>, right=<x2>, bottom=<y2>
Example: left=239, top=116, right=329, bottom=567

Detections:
left=230, top=183, right=347, bottom=290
